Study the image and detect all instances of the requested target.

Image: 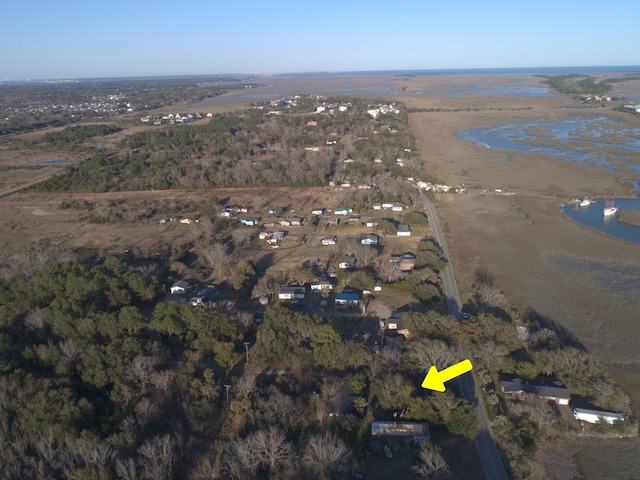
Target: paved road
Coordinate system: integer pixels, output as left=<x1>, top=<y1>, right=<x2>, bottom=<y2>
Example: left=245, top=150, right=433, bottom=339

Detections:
left=415, top=187, right=509, bottom=480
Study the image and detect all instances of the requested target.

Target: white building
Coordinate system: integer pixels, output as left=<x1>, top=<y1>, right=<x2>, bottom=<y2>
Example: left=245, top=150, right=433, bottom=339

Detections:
left=573, top=408, right=624, bottom=424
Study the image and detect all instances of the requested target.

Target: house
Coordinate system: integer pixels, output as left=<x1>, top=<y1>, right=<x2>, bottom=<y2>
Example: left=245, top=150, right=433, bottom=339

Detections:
left=272, top=231, right=287, bottom=241
left=366, top=220, right=378, bottom=227
left=374, top=280, right=383, bottom=292
left=382, top=202, right=394, bottom=209
left=371, top=421, right=430, bottom=444
left=310, top=280, right=334, bottom=292
left=321, top=236, right=337, bottom=246
left=170, top=280, right=190, bottom=295
left=338, top=257, right=356, bottom=269
left=335, top=292, right=359, bottom=307
left=190, top=286, right=217, bottom=306
left=391, top=203, right=404, bottom=212
left=386, top=312, right=409, bottom=337
left=289, top=217, right=303, bottom=226
left=278, top=286, right=306, bottom=301
left=528, top=381, right=571, bottom=405
left=311, top=208, right=325, bottom=215
left=573, top=408, right=624, bottom=425
left=239, top=217, right=260, bottom=226
left=326, top=218, right=340, bottom=227
left=360, top=234, right=379, bottom=245
left=500, top=377, right=527, bottom=401
left=397, top=224, right=412, bottom=236
left=399, top=253, right=416, bottom=271
left=334, top=207, right=353, bottom=216
left=500, top=377, right=571, bottom=405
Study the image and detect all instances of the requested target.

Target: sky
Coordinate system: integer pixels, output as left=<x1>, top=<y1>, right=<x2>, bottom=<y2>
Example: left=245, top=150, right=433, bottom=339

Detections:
left=2, top=0, right=640, bottom=80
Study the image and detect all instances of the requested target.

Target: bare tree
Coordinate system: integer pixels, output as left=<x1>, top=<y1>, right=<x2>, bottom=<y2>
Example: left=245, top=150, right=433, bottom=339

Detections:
left=115, top=457, right=138, bottom=480
left=225, top=436, right=258, bottom=479
left=302, top=433, right=351, bottom=480
left=477, top=283, right=507, bottom=311
left=126, top=355, right=156, bottom=391
left=59, top=338, right=79, bottom=362
left=252, top=426, right=294, bottom=472
left=378, top=258, right=399, bottom=283
left=200, top=242, right=231, bottom=279
left=353, top=243, right=378, bottom=267
left=474, top=340, right=509, bottom=373
left=24, top=307, right=46, bottom=332
left=195, top=457, right=223, bottom=479
left=406, top=338, right=459, bottom=371
left=413, top=446, right=450, bottom=479
left=137, top=434, right=176, bottom=480
left=235, top=372, right=258, bottom=400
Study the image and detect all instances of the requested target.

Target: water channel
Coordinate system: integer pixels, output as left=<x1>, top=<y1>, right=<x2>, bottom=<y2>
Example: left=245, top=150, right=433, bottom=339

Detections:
left=457, top=116, right=640, bottom=244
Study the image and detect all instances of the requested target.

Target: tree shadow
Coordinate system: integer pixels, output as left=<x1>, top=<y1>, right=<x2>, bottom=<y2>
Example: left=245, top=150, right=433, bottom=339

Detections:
left=524, top=307, right=586, bottom=351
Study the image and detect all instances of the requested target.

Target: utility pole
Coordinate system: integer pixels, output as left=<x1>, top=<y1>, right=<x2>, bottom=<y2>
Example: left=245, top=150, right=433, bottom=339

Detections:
left=223, top=384, right=230, bottom=407
left=244, top=342, right=250, bottom=364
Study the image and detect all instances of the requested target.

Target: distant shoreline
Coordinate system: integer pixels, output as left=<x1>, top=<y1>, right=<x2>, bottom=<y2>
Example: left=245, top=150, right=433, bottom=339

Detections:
left=5, top=65, right=640, bottom=84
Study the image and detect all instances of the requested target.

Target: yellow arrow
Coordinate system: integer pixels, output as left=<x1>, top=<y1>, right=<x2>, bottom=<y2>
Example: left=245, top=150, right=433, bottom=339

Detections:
left=421, top=359, right=473, bottom=392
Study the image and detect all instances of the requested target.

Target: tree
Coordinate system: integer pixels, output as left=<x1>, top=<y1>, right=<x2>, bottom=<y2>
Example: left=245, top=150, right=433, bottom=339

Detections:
left=477, top=283, right=507, bottom=311
left=302, top=433, right=351, bottom=480
left=405, top=338, right=459, bottom=371
left=413, top=444, right=450, bottom=479
left=474, top=340, right=510, bottom=373
left=200, top=242, right=231, bottom=279
left=137, top=434, right=177, bottom=480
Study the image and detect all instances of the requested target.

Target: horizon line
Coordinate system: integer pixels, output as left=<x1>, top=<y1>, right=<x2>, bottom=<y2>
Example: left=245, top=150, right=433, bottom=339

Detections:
left=3, top=64, right=640, bottom=83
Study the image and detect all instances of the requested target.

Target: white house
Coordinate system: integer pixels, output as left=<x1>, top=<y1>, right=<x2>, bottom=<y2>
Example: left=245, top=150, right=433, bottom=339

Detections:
left=338, top=257, right=356, bottom=269
left=170, top=280, right=190, bottom=295
left=573, top=408, right=624, bottom=424
left=397, top=224, right=412, bottom=236
left=391, top=203, right=404, bottom=212
left=321, top=236, right=337, bottom=246
left=278, top=286, right=306, bottom=300
left=334, top=207, right=353, bottom=216
left=311, top=208, right=325, bottom=215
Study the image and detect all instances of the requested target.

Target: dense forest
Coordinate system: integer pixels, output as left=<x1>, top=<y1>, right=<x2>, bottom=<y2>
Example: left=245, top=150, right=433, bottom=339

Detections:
left=0, top=254, right=482, bottom=479
left=31, top=97, right=423, bottom=193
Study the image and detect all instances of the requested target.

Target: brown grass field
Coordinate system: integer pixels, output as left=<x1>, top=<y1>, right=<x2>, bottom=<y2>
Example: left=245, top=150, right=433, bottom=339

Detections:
left=2, top=72, right=640, bottom=478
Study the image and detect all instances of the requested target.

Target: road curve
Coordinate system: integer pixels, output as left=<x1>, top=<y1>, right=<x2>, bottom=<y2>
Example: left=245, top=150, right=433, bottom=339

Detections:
left=415, top=187, right=509, bottom=480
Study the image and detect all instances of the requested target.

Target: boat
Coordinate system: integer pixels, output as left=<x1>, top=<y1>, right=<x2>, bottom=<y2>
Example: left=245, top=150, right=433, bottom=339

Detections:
left=579, top=198, right=592, bottom=207
left=603, top=198, right=617, bottom=217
